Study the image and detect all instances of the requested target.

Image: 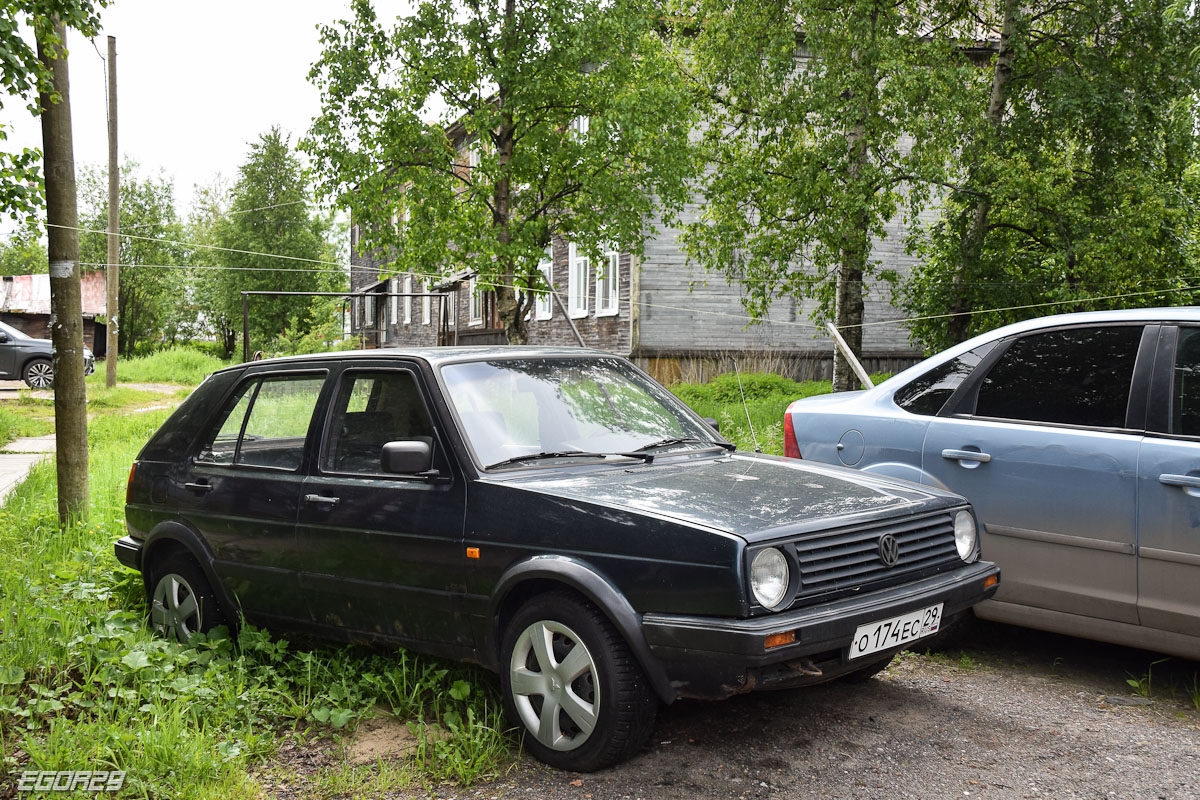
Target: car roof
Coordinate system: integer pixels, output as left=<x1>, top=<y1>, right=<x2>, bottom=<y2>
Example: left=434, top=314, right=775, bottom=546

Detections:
left=213, top=345, right=615, bottom=375
left=877, top=306, right=1200, bottom=392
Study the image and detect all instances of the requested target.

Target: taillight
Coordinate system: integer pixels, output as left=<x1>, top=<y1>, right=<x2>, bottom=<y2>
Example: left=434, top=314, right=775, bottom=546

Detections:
left=783, top=410, right=801, bottom=459
left=126, top=462, right=138, bottom=504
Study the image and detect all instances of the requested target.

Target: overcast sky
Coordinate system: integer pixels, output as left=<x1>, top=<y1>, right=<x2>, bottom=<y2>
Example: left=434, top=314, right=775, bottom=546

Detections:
left=1, top=0, right=413, bottom=233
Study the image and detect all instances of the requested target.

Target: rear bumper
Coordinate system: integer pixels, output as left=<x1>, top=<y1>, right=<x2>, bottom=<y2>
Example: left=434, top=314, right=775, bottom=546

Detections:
left=642, top=560, right=999, bottom=699
left=114, top=535, right=143, bottom=570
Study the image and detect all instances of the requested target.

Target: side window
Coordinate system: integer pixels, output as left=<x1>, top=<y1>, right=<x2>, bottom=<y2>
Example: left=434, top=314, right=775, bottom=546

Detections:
left=196, top=375, right=325, bottom=470
left=324, top=371, right=434, bottom=474
left=974, top=326, right=1142, bottom=428
left=1171, top=327, right=1200, bottom=436
left=894, top=342, right=995, bottom=416
left=198, top=382, right=255, bottom=464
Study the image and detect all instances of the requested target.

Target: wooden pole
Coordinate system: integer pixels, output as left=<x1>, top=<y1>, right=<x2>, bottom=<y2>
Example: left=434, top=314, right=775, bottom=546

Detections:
left=105, top=35, right=118, bottom=387
left=39, top=18, right=89, bottom=521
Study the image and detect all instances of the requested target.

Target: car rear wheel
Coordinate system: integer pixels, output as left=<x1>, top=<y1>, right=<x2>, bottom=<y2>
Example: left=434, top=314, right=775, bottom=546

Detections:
left=22, top=358, right=53, bottom=389
left=500, top=591, right=657, bottom=771
left=147, top=553, right=226, bottom=644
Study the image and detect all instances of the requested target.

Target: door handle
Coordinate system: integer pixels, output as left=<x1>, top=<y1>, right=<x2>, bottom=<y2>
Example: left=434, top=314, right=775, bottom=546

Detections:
left=304, top=494, right=341, bottom=506
left=941, top=449, right=992, bottom=464
left=1158, top=473, right=1200, bottom=489
left=183, top=482, right=213, bottom=494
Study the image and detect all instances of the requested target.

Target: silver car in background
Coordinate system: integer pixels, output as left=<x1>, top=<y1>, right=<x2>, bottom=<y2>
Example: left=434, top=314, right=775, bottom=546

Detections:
left=785, top=308, right=1200, bottom=660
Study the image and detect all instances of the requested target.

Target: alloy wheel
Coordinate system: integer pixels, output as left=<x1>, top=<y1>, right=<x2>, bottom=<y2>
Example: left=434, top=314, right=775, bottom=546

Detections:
left=25, top=362, right=53, bottom=389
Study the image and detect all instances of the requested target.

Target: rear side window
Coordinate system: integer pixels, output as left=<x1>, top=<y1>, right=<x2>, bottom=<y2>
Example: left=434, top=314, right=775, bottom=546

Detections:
left=196, top=374, right=325, bottom=470
left=323, top=370, right=434, bottom=474
left=894, top=343, right=994, bottom=416
left=973, top=326, right=1142, bottom=428
left=1171, top=327, right=1200, bottom=436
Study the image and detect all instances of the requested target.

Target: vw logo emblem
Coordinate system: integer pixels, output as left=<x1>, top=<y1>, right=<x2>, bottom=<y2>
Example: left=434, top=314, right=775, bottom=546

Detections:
left=878, top=533, right=900, bottom=567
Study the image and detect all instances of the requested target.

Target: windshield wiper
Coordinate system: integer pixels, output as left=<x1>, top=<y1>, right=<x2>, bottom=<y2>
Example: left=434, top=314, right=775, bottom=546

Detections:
left=485, top=450, right=653, bottom=470
left=635, top=436, right=735, bottom=453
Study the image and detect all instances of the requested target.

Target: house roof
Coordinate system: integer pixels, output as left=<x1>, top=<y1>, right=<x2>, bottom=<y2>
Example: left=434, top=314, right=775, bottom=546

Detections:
left=0, top=272, right=107, bottom=316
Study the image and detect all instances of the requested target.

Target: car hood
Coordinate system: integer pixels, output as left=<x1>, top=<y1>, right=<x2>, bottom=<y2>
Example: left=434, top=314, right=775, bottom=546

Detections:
left=501, top=453, right=961, bottom=543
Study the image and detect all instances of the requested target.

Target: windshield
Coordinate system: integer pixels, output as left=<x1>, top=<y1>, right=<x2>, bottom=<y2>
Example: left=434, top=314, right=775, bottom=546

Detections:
left=0, top=320, right=30, bottom=340
left=441, top=357, right=722, bottom=468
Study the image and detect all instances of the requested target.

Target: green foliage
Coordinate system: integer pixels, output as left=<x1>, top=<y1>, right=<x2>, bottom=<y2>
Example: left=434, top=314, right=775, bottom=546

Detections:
left=897, top=0, right=1200, bottom=351
left=76, top=161, right=193, bottom=354
left=85, top=346, right=227, bottom=386
left=304, top=0, right=697, bottom=343
left=0, top=226, right=47, bottom=275
left=681, top=0, right=975, bottom=372
left=671, top=371, right=836, bottom=454
left=0, top=397, right=509, bottom=794
left=0, top=1, right=109, bottom=224
left=203, top=128, right=346, bottom=358
left=265, top=296, right=359, bottom=357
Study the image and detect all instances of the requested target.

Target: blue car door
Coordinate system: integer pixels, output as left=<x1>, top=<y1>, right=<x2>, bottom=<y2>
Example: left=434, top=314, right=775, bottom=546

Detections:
left=921, top=324, right=1152, bottom=625
left=1136, top=325, right=1200, bottom=639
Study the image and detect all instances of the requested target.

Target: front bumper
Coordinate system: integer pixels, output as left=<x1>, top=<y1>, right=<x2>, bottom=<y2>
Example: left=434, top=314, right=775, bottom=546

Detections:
left=642, top=560, right=999, bottom=699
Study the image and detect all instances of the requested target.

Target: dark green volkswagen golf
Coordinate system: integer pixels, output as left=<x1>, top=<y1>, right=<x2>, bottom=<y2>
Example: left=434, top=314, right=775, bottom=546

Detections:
left=118, top=347, right=999, bottom=771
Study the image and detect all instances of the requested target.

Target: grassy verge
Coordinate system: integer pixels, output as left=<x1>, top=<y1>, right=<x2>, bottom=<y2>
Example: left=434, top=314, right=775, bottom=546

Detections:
left=87, top=347, right=230, bottom=388
left=0, top=394, right=509, bottom=797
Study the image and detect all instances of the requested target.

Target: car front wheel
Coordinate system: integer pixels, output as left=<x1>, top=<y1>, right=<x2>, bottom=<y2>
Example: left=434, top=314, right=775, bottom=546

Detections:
left=147, top=553, right=227, bottom=643
left=23, top=358, right=53, bottom=389
left=500, top=591, right=657, bottom=771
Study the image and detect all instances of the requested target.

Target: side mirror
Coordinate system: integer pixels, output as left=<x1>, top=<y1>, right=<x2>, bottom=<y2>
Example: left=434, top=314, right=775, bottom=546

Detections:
left=381, top=439, right=434, bottom=475
left=702, top=417, right=720, bottom=433
left=0, top=332, right=8, bottom=343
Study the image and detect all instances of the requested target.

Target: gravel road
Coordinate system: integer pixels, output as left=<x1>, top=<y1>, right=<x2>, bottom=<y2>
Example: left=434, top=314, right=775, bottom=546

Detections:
left=428, top=620, right=1200, bottom=800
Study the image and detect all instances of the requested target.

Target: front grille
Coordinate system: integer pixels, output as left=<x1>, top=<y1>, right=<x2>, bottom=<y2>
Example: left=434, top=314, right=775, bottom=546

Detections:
left=792, top=512, right=959, bottom=600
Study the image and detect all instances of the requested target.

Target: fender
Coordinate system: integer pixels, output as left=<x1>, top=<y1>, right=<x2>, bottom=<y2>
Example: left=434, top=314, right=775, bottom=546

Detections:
left=489, top=554, right=676, bottom=704
left=140, top=520, right=241, bottom=620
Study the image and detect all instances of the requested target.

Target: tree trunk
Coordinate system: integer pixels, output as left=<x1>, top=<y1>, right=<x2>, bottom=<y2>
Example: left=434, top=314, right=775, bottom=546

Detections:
left=947, top=0, right=1018, bottom=345
left=495, top=0, right=527, bottom=346
left=39, top=18, right=90, bottom=522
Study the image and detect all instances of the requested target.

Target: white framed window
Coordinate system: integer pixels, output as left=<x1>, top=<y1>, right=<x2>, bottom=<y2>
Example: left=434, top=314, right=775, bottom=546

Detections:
left=389, top=277, right=399, bottom=324
left=536, top=245, right=554, bottom=321
left=469, top=277, right=484, bottom=326
left=568, top=243, right=589, bottom=318
left=422, top=282, right=431, bottom=325
left=364, top=293, right=376, bottom=328
left=596, top=249, right=619, bottom=316
left=467, top=140, right=481, bottom=171
left=570, top=115, right=590, bottom=140
left=403, top=275, right=413, bottom=324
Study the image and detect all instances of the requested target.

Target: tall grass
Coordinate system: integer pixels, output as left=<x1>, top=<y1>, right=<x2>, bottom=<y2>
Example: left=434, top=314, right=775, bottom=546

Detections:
left=672, top=372, right=834, bottom=455
left=0, top=404, right=509, bottom=796
left=88, top=347, right=229, bottom=387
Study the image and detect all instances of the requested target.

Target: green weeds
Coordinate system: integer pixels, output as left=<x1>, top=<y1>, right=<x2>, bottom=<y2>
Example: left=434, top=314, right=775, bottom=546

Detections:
left=0, top=398, right=508, bottom=796
left=1126, top=658, right=1170, bottom=698
left=87, top=347, right=229, bottom=387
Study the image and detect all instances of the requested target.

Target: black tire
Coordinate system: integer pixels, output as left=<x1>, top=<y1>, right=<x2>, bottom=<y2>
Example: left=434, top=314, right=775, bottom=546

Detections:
left=500, top=590, right=657, bottom=772
left=841, top=652, right=895, bottom=683
left=146, top=552, right=227, bottom=643
left=22, top=358, right=53, bottom=389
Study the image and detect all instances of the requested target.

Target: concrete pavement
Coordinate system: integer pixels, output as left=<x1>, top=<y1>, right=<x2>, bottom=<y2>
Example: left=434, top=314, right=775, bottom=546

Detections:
left=0, top=434, right=56, bottom=505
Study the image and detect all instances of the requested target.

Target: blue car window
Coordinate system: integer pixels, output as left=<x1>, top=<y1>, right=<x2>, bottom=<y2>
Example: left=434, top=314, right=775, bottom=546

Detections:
left=974, top=325, right=1142, bottom=428
left=894, top=343, right=994, bottom=416
left=1172, top=328, right=1200, bottom=436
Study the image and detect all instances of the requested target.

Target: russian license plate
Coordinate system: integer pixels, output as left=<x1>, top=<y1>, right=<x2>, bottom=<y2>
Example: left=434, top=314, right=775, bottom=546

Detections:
left=848, top=603, right=943, bottom=659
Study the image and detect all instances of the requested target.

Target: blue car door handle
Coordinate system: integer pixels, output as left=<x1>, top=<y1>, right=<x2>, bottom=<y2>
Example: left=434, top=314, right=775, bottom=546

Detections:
left=942, top=449, right=992, bottom=463
left=1158, top=473, right=1200, bottom=489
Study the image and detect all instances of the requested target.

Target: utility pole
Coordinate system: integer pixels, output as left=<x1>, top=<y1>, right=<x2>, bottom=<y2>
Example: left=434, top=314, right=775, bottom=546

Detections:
left=39, top=18, right=89, bottom=522
left=105, top=34, right=118, bottom=387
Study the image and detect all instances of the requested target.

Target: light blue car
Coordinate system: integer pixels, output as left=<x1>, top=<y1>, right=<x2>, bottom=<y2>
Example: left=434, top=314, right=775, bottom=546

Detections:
left=785, top=308, right=1200, bottom=660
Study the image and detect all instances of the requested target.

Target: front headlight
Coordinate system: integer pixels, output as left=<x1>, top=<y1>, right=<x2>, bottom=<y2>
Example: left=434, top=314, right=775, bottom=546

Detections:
left=750, top=547, right=790, bottom=609
left=954, top=510, right=979, bottom=562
